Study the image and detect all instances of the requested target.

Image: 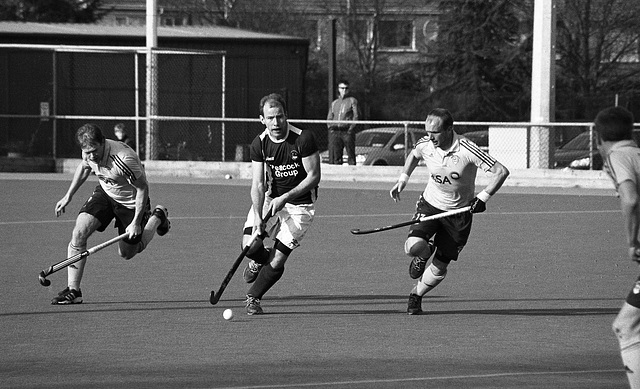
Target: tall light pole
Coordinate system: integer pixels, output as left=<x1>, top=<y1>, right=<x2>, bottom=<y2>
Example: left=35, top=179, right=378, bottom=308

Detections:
left=529, top=0, right=556, bottom=168
left=146, top=0, right=158, bottom=160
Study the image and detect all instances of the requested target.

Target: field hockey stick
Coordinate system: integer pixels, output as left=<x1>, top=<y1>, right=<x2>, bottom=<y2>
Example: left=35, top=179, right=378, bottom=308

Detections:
left=209, top=213, right=271, bottom=305
left=38, top=232, right=128, bottom=287
left=350, top=206, right=472, bottom=235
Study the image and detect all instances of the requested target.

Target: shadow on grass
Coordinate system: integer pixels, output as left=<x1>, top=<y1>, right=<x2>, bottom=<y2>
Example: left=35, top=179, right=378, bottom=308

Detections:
left=5, top=294, right=621, bottom=317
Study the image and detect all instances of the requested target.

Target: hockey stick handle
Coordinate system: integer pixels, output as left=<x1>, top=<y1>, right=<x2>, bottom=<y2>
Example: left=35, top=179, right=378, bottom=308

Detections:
left=38, top=232, right=129, bottom=286
left=209, top=213, right=271, bottom=305
left=350, top=206, right=471, bottom=235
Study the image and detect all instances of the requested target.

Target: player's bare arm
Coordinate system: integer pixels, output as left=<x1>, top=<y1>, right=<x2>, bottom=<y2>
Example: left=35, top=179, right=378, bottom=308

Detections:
left=55, top=161, right=92, bottom=216
left=269, top=152, right=321, bottom=215
left=481, top=161, right=510, bottom=196
left=127, top=174, right=149, bottom=238
left=390, top=151, right=420, bottom=202
left=468, top=160, right=510, bottom=214
left=250, top=160, right=267, bottom=234
left=617, top=180, right=640, bottom=261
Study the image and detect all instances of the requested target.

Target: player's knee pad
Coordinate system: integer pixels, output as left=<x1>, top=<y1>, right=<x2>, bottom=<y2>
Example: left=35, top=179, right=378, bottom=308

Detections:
left=405, top=237, right=431, bottom=258
left=246, top=239, right=266, bottom=258
left=420, top=264, right=447, bottom=287
left=118, top=244, right=139, bottom=260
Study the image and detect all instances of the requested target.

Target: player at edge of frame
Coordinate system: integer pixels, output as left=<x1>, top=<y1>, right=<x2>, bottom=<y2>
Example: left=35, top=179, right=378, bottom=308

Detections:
left=595, top=106, right=640, bottom=389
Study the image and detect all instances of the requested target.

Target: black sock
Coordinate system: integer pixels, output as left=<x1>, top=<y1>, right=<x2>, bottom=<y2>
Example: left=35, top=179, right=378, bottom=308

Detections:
left=247, top=264, right=284, bottom=299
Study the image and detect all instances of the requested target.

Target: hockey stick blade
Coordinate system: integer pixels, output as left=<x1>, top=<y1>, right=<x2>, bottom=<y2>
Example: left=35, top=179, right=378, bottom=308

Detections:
left=209, top=244, right=252, bottom=304
left=209, top=214, right=271, bottom=305
left=350, top=206, right=471, bottom=235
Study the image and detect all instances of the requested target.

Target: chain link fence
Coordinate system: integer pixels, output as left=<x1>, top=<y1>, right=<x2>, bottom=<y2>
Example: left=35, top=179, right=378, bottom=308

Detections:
left=0, top=45, right=225, bottom=160
left=4, top=45, right=638, bottom=170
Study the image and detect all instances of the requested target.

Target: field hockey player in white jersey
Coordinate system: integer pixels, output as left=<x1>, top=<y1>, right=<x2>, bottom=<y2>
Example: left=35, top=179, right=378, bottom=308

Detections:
left=51, top=123, right=170, bottom=304
left=595, top=106, right=640, bottom=389
left=389, top=108, right=510, bottom=314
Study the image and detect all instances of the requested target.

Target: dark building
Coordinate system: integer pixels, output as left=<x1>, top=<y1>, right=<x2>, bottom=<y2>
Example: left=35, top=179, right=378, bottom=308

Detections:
left=0, top=22, right=308, bottom=160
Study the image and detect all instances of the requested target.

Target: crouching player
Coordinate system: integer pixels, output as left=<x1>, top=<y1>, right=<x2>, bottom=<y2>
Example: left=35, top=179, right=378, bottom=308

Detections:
left=240, top=93, right=321, bottom=315
left=390, top=108, right=509, bottom=315
left=595, top=106, right=640, bottom=388
left=52, top=123, right=170, bottom=304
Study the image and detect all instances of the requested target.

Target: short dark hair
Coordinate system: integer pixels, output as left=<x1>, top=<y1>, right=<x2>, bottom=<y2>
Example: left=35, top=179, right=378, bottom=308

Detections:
left=594, top=106, right=634, bottom=141
left=426, top=108, right=454, bottom=131
left=338, top=79, right=349, bottom=86
left=76, top=123, right=104, bottom=148
left=259, top=93, right=288, bottom=116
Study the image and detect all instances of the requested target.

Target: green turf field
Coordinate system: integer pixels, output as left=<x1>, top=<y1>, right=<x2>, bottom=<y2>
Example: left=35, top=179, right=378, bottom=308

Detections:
left=0, top=175, right=631, bottom=388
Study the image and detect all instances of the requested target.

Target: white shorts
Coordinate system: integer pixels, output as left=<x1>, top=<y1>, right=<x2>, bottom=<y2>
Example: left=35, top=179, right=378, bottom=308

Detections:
left=244, top=199, right=315, bottom=251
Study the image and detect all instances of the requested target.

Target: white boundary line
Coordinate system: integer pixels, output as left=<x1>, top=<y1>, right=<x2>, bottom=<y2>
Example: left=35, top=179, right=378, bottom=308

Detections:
left=212, top=369, right=623, bottom=389
left=0, top=209, right=621, bottom=227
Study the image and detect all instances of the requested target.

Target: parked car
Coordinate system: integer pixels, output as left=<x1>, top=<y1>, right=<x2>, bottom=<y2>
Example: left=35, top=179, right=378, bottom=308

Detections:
left=320, top=127, right=427, bottom=166
left=554, top=130, right=640, bottom=170
left=554, top=131, right=600, bottom=169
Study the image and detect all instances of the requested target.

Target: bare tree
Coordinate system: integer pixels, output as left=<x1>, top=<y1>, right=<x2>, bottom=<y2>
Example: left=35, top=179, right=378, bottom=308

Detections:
left=325, top=0, right=431, bottom=119
left=429, top=0, right=532, bottom=121
left=0, top=0, right=104, bottom=22
left=556, top=0, right=640, bottom=118
left=160, top=0, right=234, bottom=26
left=163, top=0, right=312, bottom=34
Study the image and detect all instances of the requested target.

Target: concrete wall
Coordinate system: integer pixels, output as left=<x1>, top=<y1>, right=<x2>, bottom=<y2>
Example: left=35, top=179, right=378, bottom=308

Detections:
left=55, top=159, right=613, bottom=190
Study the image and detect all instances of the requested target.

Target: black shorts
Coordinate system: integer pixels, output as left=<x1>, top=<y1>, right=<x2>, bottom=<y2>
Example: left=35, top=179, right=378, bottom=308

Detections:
left=408, top=195, right=473, bottom=263
left=79, top=185, right=150, bottom=244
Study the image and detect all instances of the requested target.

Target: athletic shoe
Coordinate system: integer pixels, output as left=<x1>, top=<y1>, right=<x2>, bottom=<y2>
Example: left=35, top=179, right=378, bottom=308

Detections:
left=51, top=287, right=83, bottom=305
left=245, top=295, right=263, bottom=315
left=152, top=205, right=171, bottom=236
left=409, top=256, right=429, bottom=279
left=243, top=260, right=263, bottom=283
left=407, top=293, right=422, bottom=315
left=409, top=242, right=435, bottom=279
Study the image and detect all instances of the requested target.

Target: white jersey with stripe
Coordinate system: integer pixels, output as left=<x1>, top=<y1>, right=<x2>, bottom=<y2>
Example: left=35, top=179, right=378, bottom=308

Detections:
left=82, top=139, right=145, bottom=209
left=600, top=140, right=640, bottom=192
left=413, top=132, right=496, bottom=210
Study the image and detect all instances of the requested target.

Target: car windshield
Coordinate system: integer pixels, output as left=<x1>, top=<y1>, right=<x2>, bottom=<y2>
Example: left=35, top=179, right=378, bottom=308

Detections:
left=356, top=132, right=394, bottom=147
left=561, top=132, right=595, bottom=151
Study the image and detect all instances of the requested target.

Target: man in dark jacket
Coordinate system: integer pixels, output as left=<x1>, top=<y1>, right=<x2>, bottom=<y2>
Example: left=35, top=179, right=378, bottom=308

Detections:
left=327, top=80, right=359, bottom=165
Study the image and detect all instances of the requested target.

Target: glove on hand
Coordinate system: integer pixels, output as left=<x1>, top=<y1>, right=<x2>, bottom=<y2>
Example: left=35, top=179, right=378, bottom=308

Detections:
left=469, top=197, right=486, bottom=213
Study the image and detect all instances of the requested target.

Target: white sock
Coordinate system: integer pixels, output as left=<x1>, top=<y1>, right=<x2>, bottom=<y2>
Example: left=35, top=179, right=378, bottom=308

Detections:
left=138, top=214, right=161, bottom=253
left=415, top=265, right=446, bottom=295
left=67, top=242, right=85, bottom=290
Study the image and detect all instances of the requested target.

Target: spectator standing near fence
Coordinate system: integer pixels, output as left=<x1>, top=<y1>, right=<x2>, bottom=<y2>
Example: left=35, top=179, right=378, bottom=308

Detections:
left=114, top=123, right=136, bottom=152
left=389, top=108, right=509, bottom=315
left=595, top=106, right=640, bottom=389
left=327, top=80, right=359, bottom=165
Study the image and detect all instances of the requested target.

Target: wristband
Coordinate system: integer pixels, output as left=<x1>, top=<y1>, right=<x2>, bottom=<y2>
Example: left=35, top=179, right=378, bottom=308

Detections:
left=398, top=173, right=410, bottom=183
left=476, top=190, right=491, bottom=202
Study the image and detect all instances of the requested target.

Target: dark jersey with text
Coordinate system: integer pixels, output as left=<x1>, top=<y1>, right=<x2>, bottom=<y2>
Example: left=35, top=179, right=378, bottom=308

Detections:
left=250, top=124, right=318, bottom=205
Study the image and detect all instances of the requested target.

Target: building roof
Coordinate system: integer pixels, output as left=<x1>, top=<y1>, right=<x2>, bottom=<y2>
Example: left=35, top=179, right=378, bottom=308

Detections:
left=0, top=21, right=307, bottom=43
left=100, top=0, right=438, bottom=16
